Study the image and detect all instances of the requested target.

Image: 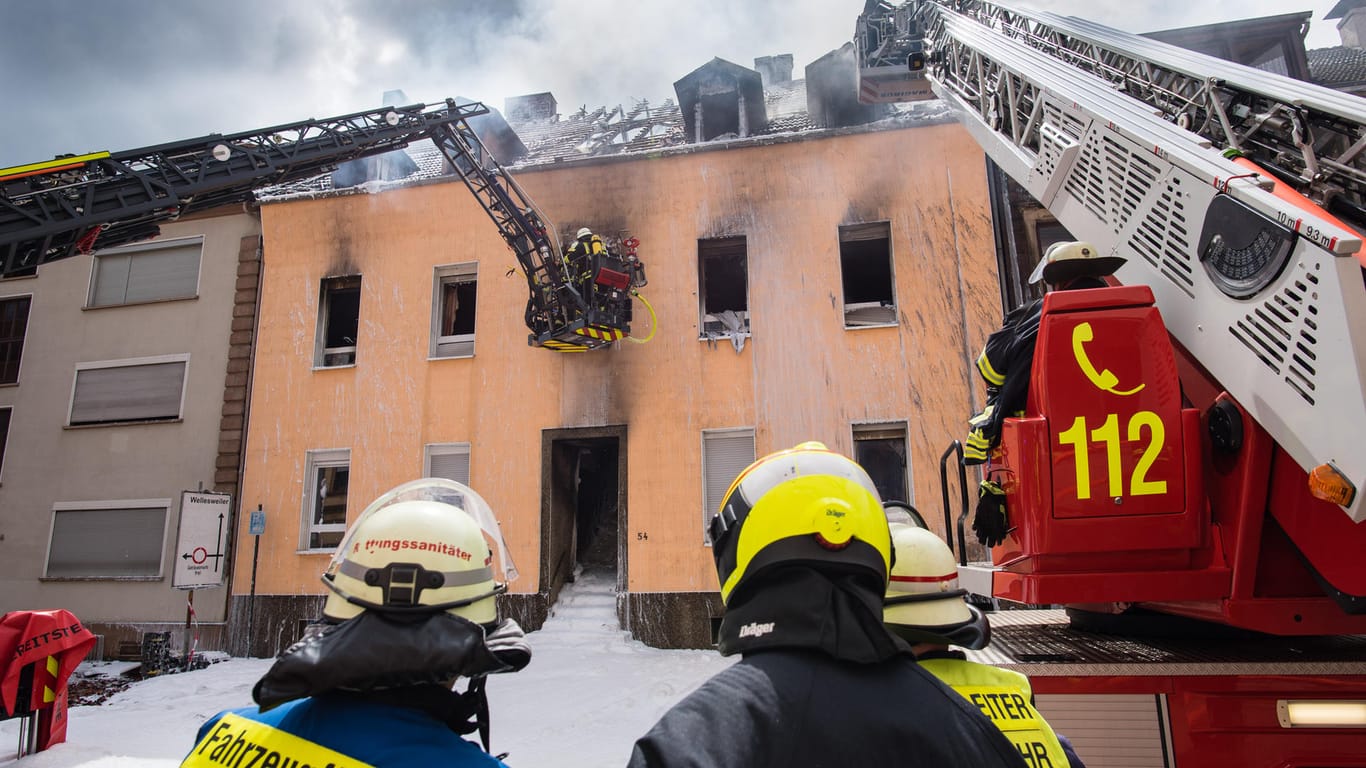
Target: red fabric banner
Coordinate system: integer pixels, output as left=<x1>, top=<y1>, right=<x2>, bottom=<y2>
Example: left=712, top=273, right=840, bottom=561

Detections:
left=0, top=610, right=97, bottom=716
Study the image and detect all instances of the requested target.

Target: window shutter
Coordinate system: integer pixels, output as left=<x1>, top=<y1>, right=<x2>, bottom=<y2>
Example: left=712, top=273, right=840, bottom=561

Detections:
left=123, top=243, right=201, bottom=303
left=71, top=361, right=186, bottom=424
left=91, top=254, right=133, bottom=307
left=703, top=430, right=755, bottom=542
left=428, top=450, right=471, bottom=485
left=47, top=507, right=165, bottom=577
left=91, top=241, right=201, bottom=307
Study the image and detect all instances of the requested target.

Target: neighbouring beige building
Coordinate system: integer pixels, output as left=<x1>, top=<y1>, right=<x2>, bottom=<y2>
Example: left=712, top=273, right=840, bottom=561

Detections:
left=0, top=208, right=261, bottom=659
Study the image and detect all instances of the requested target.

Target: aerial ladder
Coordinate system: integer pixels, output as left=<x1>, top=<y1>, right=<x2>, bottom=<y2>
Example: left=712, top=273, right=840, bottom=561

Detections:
left=858, top=3, right=1366, bottom=762
left=0, top=100, right=647, bottom=352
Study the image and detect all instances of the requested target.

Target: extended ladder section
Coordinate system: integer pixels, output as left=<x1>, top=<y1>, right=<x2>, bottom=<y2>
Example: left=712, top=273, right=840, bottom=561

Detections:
left=0, top=99, right=644, bottom=352
left=864, top=1, right=1366, bottom=523
left=0, top=102, right=483, bottom=274
left=427, top=102, right=643, bottom=351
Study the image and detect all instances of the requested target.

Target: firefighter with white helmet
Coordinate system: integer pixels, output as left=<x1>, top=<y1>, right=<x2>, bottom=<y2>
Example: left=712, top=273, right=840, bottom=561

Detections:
left=965, top=241, right=1124, bottom=547
left=628, top=441, right=1024, bottom=767
left=183, top=478, right=529, bottom=768
left=884, top=523, right=1086, bottom=768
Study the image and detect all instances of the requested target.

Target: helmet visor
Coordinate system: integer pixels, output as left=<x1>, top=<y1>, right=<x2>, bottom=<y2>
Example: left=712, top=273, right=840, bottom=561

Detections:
left=329, top=478, right=518, bottom=583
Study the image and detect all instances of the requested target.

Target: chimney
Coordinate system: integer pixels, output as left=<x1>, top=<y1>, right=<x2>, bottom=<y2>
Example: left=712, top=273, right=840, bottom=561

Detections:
left=331, top=89, right=419, bottom=188
left=1327, top=1, right=1366, bottom=48
left=805, top=44, right=891, bottom=129
left=754, top=54, right=794, bottom=87
left=672, top=58, right=768, bottom=143
left=1342, top=7, right=1366, bottom=47
left=505, top=92, right=559, bottom=122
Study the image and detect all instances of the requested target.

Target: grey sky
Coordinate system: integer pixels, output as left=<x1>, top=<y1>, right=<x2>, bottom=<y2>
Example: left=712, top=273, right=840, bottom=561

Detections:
left=0, top=0, right=1350, bottom=167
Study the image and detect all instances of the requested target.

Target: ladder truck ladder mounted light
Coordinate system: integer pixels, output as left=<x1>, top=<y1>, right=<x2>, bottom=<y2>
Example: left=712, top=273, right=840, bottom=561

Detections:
left=863, top=0, right=1366, bottom=524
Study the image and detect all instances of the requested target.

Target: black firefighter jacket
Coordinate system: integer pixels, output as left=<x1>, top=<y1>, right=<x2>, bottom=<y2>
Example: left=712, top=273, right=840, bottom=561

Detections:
left=626, top=647, right=1028, bottom=768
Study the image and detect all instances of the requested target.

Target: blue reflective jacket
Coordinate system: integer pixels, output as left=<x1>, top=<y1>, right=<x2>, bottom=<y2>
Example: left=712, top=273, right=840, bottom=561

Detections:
left=187, top=695, right=506, bottom=768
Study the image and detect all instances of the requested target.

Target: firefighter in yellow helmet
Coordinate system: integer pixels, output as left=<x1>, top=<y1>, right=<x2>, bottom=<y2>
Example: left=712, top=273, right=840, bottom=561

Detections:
left=183, top=479, right=529, bottom=768
left=884, top=523, right=1086, bottom=768
left=628, top=442, right=1025, bottom=767
left=565, top=226, right=606, bottom=289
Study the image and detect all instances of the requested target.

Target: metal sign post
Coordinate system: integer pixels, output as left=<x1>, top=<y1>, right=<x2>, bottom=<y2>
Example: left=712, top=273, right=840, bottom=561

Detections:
left=246, top=506, right=265, bottom=657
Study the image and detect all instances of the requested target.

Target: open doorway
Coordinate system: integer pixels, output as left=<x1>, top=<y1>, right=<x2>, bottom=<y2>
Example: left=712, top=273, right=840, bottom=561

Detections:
left=541, top=426, right=626, bottom=614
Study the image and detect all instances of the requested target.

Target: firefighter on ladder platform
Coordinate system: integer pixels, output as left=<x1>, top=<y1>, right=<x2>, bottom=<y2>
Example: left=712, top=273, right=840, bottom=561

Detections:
left=962, top=242, right=1126, bottom=547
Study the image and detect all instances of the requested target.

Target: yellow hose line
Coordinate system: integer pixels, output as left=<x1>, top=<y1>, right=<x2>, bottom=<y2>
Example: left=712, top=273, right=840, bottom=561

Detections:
left=627, top=291, right=658, bottom=344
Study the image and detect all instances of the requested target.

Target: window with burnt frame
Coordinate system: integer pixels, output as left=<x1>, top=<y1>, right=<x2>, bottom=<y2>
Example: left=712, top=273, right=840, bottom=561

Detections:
left=840, top=223, right=896, bottom=327
left=0, top=295, right=31, bottom=385
left=431, top=263, right=478, bottom=358
left=317, top=276, right=361, bottom=367
left=853, top=422, right=911, bottom=506
left=698, top=237, right=749, bottom=337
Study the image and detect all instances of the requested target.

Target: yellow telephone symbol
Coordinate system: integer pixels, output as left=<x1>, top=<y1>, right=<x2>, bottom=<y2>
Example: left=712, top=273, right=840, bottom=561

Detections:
left=1072, top=322, right=1144, bottom=396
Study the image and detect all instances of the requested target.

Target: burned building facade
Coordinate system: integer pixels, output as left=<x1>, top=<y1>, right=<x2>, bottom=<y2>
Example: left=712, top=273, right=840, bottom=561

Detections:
left=226, top=58, right=1000, bottom=653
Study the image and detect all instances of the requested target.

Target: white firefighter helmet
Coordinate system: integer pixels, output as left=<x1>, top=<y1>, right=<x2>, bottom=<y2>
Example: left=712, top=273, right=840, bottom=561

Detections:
left=882, top=524, right=990, bottom=649
left=576, top=227, right=593, bottom=239
left=1027, top=240, right=1126, bottom=286
left=321, top=478, right=517, bottom=625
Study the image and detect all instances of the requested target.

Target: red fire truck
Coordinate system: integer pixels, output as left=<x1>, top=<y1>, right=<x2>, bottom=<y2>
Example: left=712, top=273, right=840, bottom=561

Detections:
left=857, top=2, right=1366, bottom=764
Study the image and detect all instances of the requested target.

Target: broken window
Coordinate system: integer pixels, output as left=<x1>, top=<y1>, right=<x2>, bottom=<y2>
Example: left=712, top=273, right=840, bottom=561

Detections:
left=698, top=237, right=749, bottom=337
left=317, top=276, right=361, bottom=367
left=88, top=237, right=202, bottom=308
left=840, top=222, right=896, bottom=327
left=46, top=501, right=168, bottom=578
left=69, top=356, right=187, bottom=426
left=424, top=442, right=471, bottom=485
left=303, top=448, right=350, bottom=550
left=853, top=422, right=911, bottom=505
left=702, top=428, right=756, bottom=544
left=0, top=294, right=30, bottom=384
left=431, top=263, right=478, bottom=358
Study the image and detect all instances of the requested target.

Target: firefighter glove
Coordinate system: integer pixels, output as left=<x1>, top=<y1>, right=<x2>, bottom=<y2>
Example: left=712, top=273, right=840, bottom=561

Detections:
left=973, top=479, right=1008, bottom=547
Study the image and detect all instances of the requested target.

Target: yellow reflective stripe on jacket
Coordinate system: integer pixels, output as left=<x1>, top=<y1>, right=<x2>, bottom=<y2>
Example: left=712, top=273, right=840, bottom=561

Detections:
left=182, top=712, right=377, bottom=768
left=976, top=351, right=1006, bottom=387
left=920, top=658, right=1070, bottom=768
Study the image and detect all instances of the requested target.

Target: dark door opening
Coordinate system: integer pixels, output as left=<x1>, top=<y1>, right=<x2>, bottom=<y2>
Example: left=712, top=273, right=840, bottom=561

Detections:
left=542, top=429, right=625, bottom=612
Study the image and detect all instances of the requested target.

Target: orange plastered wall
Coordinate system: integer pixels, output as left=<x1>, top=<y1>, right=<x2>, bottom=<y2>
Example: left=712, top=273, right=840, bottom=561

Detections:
left=235, top=122, right=998, bottom=599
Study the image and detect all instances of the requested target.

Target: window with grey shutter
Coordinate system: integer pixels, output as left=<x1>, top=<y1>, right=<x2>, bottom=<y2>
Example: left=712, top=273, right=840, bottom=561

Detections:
left=89, top=239, right=202, bottom=307
left=46, top=505, right=167, bottom=578
left=70, top=359, right=187, bottom=425
left=426, top=443, right=471, bottom=485
left=702, top=429, right=756, bottom=544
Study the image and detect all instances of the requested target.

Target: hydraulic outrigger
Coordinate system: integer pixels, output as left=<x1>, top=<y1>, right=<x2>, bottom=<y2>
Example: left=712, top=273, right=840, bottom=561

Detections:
left=0, top=99, right=647, bottom=351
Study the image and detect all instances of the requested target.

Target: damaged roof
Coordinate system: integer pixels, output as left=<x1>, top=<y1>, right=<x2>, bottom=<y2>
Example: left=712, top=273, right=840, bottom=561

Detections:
left=256, top=73, right=953, bottom=203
